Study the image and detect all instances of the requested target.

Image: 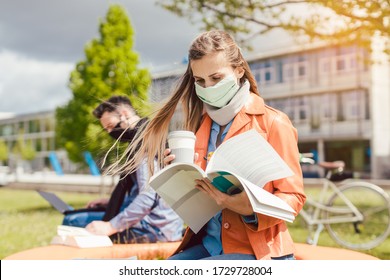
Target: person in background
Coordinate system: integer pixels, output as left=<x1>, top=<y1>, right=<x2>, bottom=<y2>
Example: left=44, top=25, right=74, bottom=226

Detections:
left=117, top=30, right=306, bottom=258
left=64, top=95, right=184, bottom=244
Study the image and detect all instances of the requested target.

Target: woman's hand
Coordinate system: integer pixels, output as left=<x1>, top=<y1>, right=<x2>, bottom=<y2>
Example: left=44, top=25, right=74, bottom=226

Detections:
left=195, top=178, right=254, bottom=216
left=85, top=221, right=117, bottom=236
left=163, top=148, right=175, bottom=166
left=163, top=148, right=199, bottom=166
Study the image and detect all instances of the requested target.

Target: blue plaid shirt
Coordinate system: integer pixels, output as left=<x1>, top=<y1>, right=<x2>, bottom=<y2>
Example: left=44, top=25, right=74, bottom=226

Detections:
left=110, top=159, right=184, bottom=242
left=202, top=121, right=232, bottom=256
left=202, top=121, right=258, bottom=256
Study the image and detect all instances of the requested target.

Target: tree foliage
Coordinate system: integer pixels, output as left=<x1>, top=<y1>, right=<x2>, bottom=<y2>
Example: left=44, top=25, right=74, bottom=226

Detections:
left=56, top=5, right=151, bottom=164
left=12, top=136, right=36, bottom=162
left=0, top=139, right=8, bottom=163
left=158, top=0, right=390, bottom=54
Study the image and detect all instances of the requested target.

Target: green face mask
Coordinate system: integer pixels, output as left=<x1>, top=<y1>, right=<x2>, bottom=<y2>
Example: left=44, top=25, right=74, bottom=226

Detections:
left=195, top=74, right=240, bottom=108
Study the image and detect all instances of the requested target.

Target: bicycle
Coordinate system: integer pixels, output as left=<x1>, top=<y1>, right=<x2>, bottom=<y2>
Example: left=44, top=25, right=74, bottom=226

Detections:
left=298, top=154, right=390, bottom=250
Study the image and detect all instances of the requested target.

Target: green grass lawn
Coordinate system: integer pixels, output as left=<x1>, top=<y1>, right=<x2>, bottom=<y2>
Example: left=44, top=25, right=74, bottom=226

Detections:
left=1, top=187, right=389, bottom=259
left=0, top=187, right=100, bottom=259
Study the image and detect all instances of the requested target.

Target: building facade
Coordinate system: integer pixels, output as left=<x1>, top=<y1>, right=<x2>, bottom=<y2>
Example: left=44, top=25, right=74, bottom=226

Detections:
left=151, top=42, right=390, bottom=179
left=0, top=111, right=73, bottom=173
left=1, top=42, right=388, bottom=179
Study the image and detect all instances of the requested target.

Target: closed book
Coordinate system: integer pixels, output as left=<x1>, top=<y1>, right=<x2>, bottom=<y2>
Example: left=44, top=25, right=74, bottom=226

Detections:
left=51, top=225, right=113, bottom=248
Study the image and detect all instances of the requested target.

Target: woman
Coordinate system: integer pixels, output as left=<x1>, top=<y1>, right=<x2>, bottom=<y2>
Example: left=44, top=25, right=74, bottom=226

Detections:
left=120, top=30, right=306, bottom=260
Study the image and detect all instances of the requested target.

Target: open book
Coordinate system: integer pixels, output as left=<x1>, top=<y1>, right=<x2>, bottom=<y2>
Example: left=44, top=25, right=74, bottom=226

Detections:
left=51, top=225, right=113, bottom=248
left=149, top=129, right=296, bottom=233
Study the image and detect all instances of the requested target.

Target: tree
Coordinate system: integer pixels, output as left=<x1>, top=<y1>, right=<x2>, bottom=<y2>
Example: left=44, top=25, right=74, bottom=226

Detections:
left=158, top=0, right=390, bottom=54
left=12, top=135, right=36, bottom=166
left=0, top=139, right=8, bottom=165
left=56, top=4, right=151, bottom=164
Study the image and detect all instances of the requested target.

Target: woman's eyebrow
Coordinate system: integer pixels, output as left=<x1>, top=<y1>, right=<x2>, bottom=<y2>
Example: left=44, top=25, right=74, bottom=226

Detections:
left=193, top=72, right=220, bottom=79
left=208, top=72, right=222, bottom=77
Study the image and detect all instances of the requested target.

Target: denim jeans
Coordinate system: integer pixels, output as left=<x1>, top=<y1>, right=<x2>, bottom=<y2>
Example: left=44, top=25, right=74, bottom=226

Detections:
left=62, top=195, right=133, bottom=228
left=62, top=211, right=105, bottom=228
left=168, top=244, right=295, bottom=260
left=110, top=220, right=167, bottom=244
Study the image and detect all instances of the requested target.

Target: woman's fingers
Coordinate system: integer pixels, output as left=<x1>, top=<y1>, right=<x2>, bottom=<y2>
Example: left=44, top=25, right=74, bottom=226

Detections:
left=163, top=148, right=175, bottom=165
left=163, top=148, right=171, bottom=157
left=195, top=178, right=218, bottom=195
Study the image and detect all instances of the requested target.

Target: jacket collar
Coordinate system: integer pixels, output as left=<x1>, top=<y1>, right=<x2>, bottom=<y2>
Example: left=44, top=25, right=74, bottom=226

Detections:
left=226, top=93, right=265, bottom=138
left=195, top=93, right=265, bottom=169
left=244, top=93, right=266, bottom=115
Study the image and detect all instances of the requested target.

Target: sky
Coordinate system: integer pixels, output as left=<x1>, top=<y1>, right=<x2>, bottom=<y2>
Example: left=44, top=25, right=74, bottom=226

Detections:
left=0, top=0, right=294, bottom=115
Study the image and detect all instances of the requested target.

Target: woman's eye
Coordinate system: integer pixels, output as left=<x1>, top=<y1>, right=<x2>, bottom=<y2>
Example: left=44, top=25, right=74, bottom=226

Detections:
left=195, top=80, right=205, bottom=86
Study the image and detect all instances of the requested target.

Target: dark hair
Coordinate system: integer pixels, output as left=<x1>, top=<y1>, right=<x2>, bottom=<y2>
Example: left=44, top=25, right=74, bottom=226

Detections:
left=93, top=95, right=133, bottom=119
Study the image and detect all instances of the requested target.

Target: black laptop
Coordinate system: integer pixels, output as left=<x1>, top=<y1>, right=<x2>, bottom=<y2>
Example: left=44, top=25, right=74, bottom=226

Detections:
left=37, top=190, right=105, bottom=215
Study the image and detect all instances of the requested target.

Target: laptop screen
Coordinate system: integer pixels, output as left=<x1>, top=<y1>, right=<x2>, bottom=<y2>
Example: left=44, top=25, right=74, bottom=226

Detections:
left=37, top=190, right=73, bottom=214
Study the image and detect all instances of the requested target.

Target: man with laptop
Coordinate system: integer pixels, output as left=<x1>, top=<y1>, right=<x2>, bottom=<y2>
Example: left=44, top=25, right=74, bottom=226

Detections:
left=58, top=96, right=183, bottom=244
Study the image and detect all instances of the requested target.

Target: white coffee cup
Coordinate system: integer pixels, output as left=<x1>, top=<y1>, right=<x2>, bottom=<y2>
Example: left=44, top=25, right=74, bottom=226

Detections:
left=167, top=130, right=196, bottom=164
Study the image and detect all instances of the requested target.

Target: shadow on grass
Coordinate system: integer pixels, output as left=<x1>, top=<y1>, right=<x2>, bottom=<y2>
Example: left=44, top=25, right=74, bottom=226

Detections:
left=15, top=206, right=59, bottom=214
left=12, top=202, right=91, bottom=214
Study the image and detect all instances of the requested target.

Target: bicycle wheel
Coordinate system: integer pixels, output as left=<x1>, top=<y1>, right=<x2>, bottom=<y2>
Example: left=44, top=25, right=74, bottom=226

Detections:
left=325, top=182, right=390, bottom=250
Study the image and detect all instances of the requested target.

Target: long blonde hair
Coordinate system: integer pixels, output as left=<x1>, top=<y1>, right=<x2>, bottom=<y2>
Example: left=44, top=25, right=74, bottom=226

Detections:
left=109, top=30, right=260, bottom=176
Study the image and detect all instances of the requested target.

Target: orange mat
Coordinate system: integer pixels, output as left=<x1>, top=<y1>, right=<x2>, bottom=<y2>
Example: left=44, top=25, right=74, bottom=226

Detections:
left=4, top=242, right=378, bottom=260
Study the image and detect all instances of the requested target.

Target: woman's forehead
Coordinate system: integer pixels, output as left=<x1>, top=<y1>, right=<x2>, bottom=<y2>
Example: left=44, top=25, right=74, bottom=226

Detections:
left=190, top=52, right=232, bottom=76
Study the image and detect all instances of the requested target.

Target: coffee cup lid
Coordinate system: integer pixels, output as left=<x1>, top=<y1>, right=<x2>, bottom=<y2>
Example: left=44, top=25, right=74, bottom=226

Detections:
left=168, top=130, right=196, bottom=140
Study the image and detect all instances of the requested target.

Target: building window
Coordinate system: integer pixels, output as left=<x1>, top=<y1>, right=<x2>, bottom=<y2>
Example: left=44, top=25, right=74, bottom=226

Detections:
left=259, top=61, right=275, bottom=84
left=282, top=60, right=308, bottom=81
left=29, top=120, right=40, bottom=133
left=44, top=118, right=54, bottom=132
left=297, top=96, right=309, bottom=122
left=319, top=57, right=331, bottom=74
left=364, top=91, right=370, bottom=120
left=250, top=62, right=262, bottom=71
left=343, top=90, right=365, bottom=120
left=280, top=96, right=310, bottom=123
left=277, top=61, right=283, bottom=83
left=265, top=71, right=272, bottom=81
left=268, top=99, right=287, bottom=115
left=321, top=94, right=337, bottom=121
left=252, top=69, right=261, bottom=84
left=48, top=137, right=55, bottom=150
left=37, top=139, right=44, bottom=152
left=334, top=54, right=357, bottom=73
left=297, top=56, right=308, bottom=79
left=282, top=64, right=294, bottom=81
left=298, top=65, right=306, bottom=76
left=284, top=99, right=295, bottom=121
left=319, top=46, right=361, bottom=75
left=1, top=125, right=13, bottom=136
left=336, top=93, right=345, bottom=121
left=336, top=59, right=346, bottom=71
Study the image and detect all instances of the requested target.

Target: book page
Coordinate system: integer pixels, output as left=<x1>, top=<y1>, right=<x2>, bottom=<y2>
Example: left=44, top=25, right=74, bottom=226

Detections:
left=53, top=225, right=113, bottom=248
left=64, top=236, right=113, bottom=248
left=240, top=177, right=296, bottom=222
left=206, top=129, right=294, bottom=187
left=57, top=225, right=94, bottom=236
left=149, top=163, right=222, bottom=233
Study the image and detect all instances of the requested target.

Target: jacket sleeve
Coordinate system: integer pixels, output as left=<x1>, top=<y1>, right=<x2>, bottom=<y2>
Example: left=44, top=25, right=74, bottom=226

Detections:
left=109, top=159, right=157, bottom=232
left=251, top=111, right=306, bottom=232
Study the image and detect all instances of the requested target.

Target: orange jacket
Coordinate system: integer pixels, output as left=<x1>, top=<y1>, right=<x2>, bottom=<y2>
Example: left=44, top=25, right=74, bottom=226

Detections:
left=173, top=93, right=306, bottom=259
